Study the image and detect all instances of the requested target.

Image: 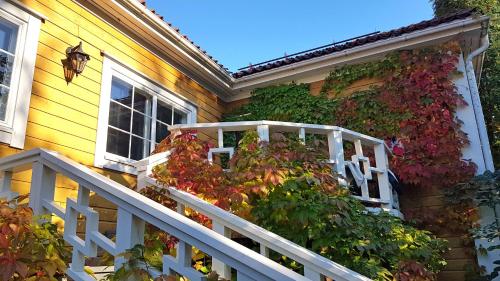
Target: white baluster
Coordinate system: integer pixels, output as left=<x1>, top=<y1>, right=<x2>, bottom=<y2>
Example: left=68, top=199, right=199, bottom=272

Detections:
left=299, top=127, right=306, bottom=144
left=0, top=171, right=17, bottom=201
left=327, top=130, right=346, bottom=178
left=212, top=220, right=232, bottom=279
left=64, top=186, right=99, bottom=278
left=353, top=139, right=371, bottom=200
left=163, top=240, right=207, bottom=280
left=177, top=202, right=185, bottom=215
left=257, top=125, right=270, bottom=142
left=304, top=266, right=323, bottom=281
left=374, top=143, right=391, bottom=210
left=115, top=207, right=145, bottom=269
left=29, top=161, right=56, bottom=216
left=218, top=128, right=224, bottom=148
left=260, top=244, right=270, bottom=258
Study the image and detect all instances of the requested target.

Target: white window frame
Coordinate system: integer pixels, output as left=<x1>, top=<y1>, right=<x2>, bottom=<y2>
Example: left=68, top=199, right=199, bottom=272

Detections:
left=0, top=1, right=42, bottom=148
left=95, top=57, right=197, bottom=174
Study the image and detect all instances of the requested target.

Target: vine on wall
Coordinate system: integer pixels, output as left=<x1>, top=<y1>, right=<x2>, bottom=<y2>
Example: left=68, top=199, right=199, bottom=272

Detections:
left=225, top=41, right=476, bottom=189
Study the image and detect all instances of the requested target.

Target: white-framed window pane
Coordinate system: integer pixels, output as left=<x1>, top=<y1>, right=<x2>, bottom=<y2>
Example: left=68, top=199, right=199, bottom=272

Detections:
left=106, top=127, right=130, bottom=158
left=157, top=102, right=172, bottom=124
left=0, top=19, right=17, bottom=52
left=0, top=18, right=17, bottom=122
left=109, top=102, right=131, bottom=131
left=132, top=111, right=151, bottom=138
left=133, top=88, right=152, bottom=116
left=0, top=53, right=14, bottom=87
left=111, top=77, right=132, bottom=106
left=130, top=136, right=150, bottom=160
left=173, top=108, right=187, bottom=124
left=0, top=86, right=8, bottom=120
left=155, top=121, right=170, bottom=143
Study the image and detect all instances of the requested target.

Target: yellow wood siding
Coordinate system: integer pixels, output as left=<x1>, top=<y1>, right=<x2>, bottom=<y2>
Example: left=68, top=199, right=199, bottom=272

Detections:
left=0, top=0, right=225, bottom=207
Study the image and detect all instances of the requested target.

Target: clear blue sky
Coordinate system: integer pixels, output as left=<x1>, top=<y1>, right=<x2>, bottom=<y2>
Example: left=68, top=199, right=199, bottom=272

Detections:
left=146, top=1, right=434, bottom=72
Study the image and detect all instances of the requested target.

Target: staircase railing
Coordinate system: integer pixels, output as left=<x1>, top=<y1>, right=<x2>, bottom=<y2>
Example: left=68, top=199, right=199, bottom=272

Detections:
left=142, top=177, right=371, bottom=281
left=0, top=148, right=372, bottom=281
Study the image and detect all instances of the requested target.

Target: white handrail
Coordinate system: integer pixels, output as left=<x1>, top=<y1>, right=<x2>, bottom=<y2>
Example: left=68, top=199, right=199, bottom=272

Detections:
left=0, top=148, right=331, bottom=281
left=145, top=177, right=371, bottom=281
left=145, top=120, right=399, bottom=213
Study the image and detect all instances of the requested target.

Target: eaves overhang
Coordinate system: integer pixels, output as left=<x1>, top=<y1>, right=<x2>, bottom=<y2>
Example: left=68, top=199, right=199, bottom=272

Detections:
left=229, top=15, right=489, bottom=101
left=77, top=0, right=489, bottom=103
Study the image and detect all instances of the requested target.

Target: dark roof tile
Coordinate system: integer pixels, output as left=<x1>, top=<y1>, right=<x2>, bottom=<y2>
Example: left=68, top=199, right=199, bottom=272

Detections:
left=232, top=9, right=476, bottom=78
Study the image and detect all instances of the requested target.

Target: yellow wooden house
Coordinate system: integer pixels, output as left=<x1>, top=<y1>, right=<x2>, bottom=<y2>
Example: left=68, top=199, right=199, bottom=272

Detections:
left=0, top=0, right=495, bottom=280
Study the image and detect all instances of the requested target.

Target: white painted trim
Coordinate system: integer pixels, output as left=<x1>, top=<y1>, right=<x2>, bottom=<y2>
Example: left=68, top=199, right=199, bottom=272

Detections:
left=0, top=1, right=41, bottom=149
left=82, top=0, right=233, bottom=99
left=95, top=57, right=197, bottom=174
left=5, top=0, right=47, bottom=20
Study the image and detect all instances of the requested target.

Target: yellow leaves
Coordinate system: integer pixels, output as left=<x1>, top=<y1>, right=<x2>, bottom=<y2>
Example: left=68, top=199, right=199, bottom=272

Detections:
left=263, top=168, right=285, bottom=186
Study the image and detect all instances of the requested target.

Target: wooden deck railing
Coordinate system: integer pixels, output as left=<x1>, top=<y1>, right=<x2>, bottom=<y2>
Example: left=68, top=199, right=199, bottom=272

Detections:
left=0, top=148, right=371, bottom=281
left=136, top=121, right=400, bottom=215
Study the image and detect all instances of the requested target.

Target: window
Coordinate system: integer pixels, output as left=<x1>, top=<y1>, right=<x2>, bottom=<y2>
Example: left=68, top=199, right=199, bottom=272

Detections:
left=95, top=58, right=196, bottom=173
left=0, top=19, right=18, bottom=121
left=0, top=2, right=42, bottom=148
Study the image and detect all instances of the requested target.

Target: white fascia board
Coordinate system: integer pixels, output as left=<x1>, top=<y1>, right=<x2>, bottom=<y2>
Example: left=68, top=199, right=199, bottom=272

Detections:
left=89, top=0, right=234, bottom=98
left=229, top=16, right=489, bottom=101
left=119, top=0, right=231, bottom=76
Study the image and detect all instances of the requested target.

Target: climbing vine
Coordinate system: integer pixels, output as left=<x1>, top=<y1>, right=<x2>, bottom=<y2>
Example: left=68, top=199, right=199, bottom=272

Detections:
left=224, top=83, right=334, bottom=124
left=225, top=41, right=476, bottom=189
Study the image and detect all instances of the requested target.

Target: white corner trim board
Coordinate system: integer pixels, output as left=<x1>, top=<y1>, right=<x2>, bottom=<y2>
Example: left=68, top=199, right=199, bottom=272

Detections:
left=0, top=0, right=42, bottom=149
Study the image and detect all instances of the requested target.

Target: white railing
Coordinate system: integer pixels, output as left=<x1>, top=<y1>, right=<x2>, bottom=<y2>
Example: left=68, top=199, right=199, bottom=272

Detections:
left=136, top=120, right=400, bottom=215
left=142, top=177, right=371, bottom=281
left=0, top=148, right=371, bottom=281
left=133, top=120, right=402, bottom=281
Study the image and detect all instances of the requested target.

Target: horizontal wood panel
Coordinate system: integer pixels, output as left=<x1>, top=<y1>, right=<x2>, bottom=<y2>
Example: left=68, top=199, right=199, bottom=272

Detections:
left=31, top=82, right=99, bottom=118
left=36, top=42, right=102, bottom=84
left=28, top=108, right=97, bottom=141
left=52, top=0, right=220, bottom=101
left=25, top=122, right=95, bottom=154
left=2, top=0, right=224, bottom=247
left=35, top=53, right=102, bottom=90
left=23, top=136, right=94, bottom=166
left=32, top=67, right=101, bottom=106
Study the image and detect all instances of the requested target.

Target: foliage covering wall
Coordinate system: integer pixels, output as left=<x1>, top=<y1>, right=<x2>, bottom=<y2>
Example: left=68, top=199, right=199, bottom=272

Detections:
left=225, top=41, right=476, bottom=190
left=432, top=0, right=499, bottom=167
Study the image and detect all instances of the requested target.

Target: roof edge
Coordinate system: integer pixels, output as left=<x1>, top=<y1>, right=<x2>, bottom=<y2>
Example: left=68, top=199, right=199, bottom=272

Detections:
left=228, top=15, right=489, bottom=101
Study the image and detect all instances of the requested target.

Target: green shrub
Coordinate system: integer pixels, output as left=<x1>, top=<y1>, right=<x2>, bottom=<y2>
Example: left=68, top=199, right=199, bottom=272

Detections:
left=148, top=130, right=448, bottom=280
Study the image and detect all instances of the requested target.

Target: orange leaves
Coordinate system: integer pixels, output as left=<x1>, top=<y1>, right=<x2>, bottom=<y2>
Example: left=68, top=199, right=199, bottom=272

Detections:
left=0, top=198, right=68, bottom=281
left=263, top=168, right=284, bottom=186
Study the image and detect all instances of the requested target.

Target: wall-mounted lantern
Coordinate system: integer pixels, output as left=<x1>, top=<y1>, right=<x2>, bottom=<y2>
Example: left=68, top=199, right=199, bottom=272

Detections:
left=62, top=42, right=90, bottom=83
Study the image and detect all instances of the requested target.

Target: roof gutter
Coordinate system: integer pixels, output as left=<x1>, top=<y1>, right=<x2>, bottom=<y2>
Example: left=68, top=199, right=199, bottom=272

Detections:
left=464, top=33, right=495, bottom=172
